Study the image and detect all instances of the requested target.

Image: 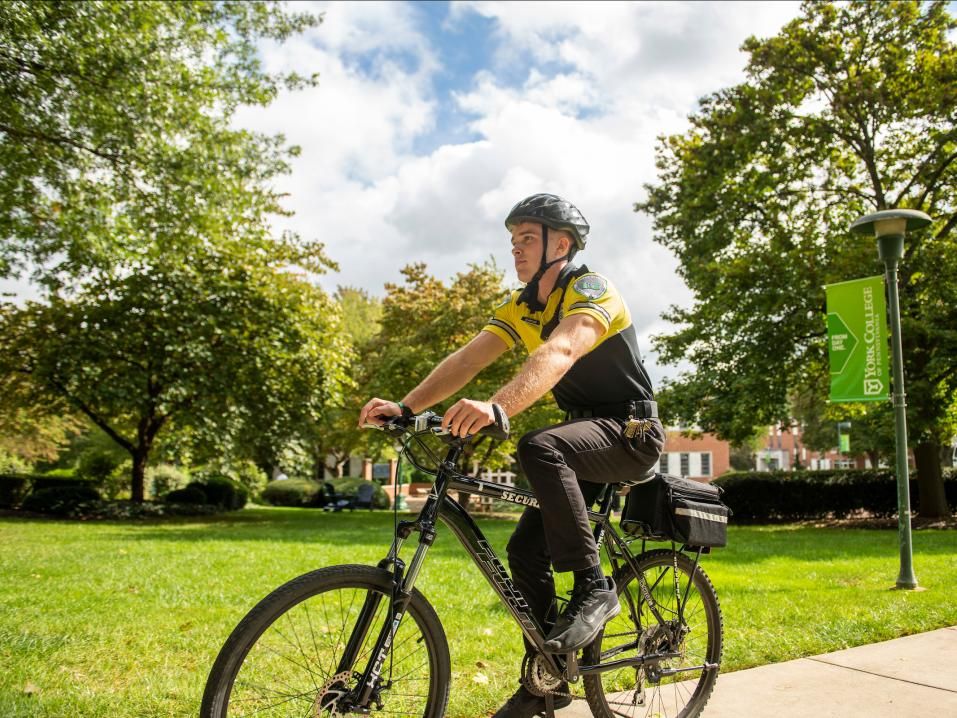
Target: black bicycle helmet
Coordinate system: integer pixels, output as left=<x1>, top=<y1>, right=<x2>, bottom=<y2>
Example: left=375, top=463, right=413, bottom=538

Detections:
left=505, top=193, right=589, bottom=250
left=505, top=194, right=590, bottom=311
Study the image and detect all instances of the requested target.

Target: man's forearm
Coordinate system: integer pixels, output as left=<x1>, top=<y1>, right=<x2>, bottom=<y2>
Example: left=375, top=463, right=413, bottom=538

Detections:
left=490, top=342, right=575, bottom=417
left=401, top=348, right=484, bottom=413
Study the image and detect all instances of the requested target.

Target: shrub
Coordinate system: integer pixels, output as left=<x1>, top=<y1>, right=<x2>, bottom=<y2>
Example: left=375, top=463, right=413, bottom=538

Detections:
left=0, top=449, right=30, bottom=474
left=77, top=449, right=122, bottom=483
left=196, top=476, right=248, bottom=510
left=30, top=474, right=89, bottom=491
left=231, top=461, right=268, bottom=495
left=261, top=478, right=321, bottom=507
left=148, top=464, right=190, bottom=498
left=192, top=462, right=267, bottom=496
left=21, top=485, right=101, bottom=515
left=712, top=469, right=957, bottom=521
left=165, top=486, right=209, bottom=505
left=0, top=474, right=32, bottom=508
left=327, top=477, right=390, bottom=510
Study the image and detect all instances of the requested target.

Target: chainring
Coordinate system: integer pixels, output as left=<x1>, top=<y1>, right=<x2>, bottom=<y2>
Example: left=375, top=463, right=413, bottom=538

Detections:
left=521, top=652, right=564, bottom=697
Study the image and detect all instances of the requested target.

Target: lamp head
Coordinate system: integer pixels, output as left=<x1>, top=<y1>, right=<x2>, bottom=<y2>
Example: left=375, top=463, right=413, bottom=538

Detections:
left=850, top=209, right=932, bottom=265
left=849, top=209, right=932, bottom=238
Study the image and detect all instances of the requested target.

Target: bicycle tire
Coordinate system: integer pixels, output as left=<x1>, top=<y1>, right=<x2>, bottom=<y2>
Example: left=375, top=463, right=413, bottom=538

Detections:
left=583, top=548, right=723, bottom=718
left=201, top=564, right=451, bottom=718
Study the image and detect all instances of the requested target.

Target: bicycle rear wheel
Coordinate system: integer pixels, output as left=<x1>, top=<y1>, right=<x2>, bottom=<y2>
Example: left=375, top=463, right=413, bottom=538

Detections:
left=201, top=564, right=450, bottom=718
left=583, top=548, right=722, bottom=718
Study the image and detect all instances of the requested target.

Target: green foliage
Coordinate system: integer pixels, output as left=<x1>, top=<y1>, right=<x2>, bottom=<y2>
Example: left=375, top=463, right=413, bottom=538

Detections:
left=260, top=478, right=321, bottom=507
left=0, top=255, right=352, bottom=503
left=0, top=449, right=30, bottom=474
left=189, top=477, right=248, bottom=511
left=0, top=409, right=83, bottom=466
left=76, top=446, right=126, bottom=499
left=326, top=477, right=390, bottom=509
left=714, top=469, right=957, bottom=520
left=335, top=286, right=384, bottom=347
left=0, top=0, right=321, bottom=282
left=164, top=486, right=209, bottom=506
left=0, top=475, right=31, bottom=508
left=0, top=1, right=346, bottom=503
left=191, top=461, right=267, bottom=497
left=147, top=464, right=190, bottom=498
left=638, top=1, right=957, bottom=512
left=21, top=485, right=101, bottom=515
left=230, top=461, right=269, bottom=496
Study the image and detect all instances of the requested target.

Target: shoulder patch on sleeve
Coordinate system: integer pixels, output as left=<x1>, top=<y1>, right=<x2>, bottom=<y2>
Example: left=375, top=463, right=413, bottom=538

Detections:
left=573, top=274, right=608, bottom=300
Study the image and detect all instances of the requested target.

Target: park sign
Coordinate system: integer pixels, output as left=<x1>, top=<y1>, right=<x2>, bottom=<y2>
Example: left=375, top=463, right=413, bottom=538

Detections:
left=825, top=275, right=889, bottom=403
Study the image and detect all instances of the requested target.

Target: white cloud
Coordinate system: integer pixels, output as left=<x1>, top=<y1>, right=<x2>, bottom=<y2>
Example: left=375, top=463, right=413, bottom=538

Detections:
left=5, top=1, right=802, bottom=387
left=227, top=1, right=804, bottom=385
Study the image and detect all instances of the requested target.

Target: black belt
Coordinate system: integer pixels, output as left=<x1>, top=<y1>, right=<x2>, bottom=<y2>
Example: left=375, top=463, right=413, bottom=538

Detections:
left=566, top=400, right=658, bottom=421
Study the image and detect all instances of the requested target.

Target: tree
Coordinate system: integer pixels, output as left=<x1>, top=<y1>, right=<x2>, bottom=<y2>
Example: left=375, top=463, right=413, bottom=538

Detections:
left=0, top=260, right=351, bottom=501
left=0, top=0, right=319, bottom=286
left=0, top=2, right=346, bottom=501
left=307, top=288, right=383, bottom=480
left=638, top=1, right=957, bottom=516
left=0, top=403, right=83, bottom=467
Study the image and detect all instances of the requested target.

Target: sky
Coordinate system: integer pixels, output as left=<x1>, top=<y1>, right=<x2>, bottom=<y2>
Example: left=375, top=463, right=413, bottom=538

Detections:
left=233, top=0, right=803, bottom=384
left=1, top=0, right=805, bottom=385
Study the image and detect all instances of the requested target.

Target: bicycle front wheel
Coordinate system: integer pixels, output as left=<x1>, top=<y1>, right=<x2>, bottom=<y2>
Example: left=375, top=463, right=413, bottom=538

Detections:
left=201, top=564, right=451, bottom=718
left=583, top=548, right=722, bottom=718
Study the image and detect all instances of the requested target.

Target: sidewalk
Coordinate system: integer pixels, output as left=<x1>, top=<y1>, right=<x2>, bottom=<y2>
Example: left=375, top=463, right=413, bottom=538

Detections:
left=559, top=626, right=957, bottom=717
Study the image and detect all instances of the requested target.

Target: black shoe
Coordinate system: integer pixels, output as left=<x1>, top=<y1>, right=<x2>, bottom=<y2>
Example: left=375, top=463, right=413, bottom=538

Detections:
left=491, top=684, right=572, bottom=717
left=543, top=577, right=620, bottom=653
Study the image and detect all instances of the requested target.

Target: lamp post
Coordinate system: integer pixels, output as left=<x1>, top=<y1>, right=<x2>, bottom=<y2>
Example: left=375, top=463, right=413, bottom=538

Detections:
left=849, top=208, right=931, bottom=590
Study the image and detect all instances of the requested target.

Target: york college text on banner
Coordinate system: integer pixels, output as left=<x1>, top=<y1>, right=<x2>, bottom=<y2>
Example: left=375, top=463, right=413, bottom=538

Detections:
left=825, top=275, right=889, bottom=403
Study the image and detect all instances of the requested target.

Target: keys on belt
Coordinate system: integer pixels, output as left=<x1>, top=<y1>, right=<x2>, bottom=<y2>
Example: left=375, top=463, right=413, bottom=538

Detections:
left=623, top=417, right=654, bottom=441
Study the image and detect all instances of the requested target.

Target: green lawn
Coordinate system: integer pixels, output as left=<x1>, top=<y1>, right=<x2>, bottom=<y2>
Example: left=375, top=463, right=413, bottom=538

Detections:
left=1, top=507, right=955, bottom=717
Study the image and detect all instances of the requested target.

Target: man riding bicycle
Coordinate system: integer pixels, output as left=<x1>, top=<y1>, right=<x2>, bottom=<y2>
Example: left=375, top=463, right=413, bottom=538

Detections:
left=358, top=193, right=664, bottom=717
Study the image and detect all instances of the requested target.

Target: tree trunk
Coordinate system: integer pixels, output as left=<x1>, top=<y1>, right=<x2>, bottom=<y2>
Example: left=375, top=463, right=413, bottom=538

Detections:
left=914, top=440, right=949, bottom=518
left=867, top=451, right=880, bottom=470
left=131, top=449, right=148, bottom=503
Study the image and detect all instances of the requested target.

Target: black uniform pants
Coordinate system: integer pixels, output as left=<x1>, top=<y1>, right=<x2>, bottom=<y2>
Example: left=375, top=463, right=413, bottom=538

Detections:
left=507, top=416, right=664, bottom=647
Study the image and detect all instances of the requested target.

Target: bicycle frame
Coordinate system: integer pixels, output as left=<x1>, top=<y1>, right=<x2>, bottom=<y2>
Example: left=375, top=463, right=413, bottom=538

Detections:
left=341, top=433, right=695, bottom=710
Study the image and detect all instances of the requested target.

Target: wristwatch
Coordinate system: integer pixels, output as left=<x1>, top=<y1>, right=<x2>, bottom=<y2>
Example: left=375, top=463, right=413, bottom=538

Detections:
left=491, top=403, right=510, bottom=435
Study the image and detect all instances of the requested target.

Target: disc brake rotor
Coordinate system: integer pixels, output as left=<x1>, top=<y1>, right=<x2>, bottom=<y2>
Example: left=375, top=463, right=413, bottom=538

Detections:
left=313, top=671, right=352, bottom=717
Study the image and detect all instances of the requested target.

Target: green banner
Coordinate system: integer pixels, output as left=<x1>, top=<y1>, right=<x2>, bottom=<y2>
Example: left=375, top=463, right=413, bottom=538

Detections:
left=839, top=433, right=850, bottom=453
left=826, top=275, right=889, bottom=402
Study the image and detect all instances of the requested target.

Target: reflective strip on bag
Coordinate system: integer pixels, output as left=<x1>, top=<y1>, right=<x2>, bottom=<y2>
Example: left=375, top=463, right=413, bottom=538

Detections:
left=675, top=507, right=728, bottom=524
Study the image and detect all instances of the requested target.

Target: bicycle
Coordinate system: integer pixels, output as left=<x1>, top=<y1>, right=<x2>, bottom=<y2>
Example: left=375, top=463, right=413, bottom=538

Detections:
left=201, top=411, right=723, bottom=717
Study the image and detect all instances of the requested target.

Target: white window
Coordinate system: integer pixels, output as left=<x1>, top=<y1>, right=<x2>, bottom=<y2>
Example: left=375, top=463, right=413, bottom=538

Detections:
left=700, top=452, right=712, bottom=477
left=680, top=453, right=690, bottom=477
left=659, top=453, right=669, bottom=473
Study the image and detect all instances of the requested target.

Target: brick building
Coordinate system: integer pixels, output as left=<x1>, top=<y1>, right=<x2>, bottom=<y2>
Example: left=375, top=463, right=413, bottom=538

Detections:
left=757, top=425, right=869, bottom=472
left=660, top=430, right=731, bottom=482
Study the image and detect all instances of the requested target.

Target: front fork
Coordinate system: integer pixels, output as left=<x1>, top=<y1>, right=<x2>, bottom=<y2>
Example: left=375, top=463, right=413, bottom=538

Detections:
left=338, top=510, right=439, bottom=711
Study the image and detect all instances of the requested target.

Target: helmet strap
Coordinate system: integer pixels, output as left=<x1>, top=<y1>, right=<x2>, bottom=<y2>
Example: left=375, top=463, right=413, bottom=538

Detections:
left=517, top=224, right=571, bottom=312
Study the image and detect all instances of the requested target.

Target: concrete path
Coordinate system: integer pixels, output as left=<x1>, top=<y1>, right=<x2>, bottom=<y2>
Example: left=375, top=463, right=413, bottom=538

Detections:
left=557, top=626, right=957, bottom=717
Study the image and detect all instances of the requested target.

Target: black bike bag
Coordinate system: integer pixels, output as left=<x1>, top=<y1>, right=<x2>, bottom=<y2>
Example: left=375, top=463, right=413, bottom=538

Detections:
left=620, top=473, right=731, bottom=548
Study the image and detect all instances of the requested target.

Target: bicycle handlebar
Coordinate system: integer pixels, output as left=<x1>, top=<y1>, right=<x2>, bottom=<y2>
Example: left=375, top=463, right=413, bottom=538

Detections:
left=363, top=410, right=510, bottom=442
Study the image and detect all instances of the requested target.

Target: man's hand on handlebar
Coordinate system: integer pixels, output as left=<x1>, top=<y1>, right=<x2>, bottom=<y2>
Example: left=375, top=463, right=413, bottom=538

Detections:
left=357, top=397, right=403, bottom=428
left=358, top=398, right=509, bottom=440
left=442, top=398, right=495, bottom=438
